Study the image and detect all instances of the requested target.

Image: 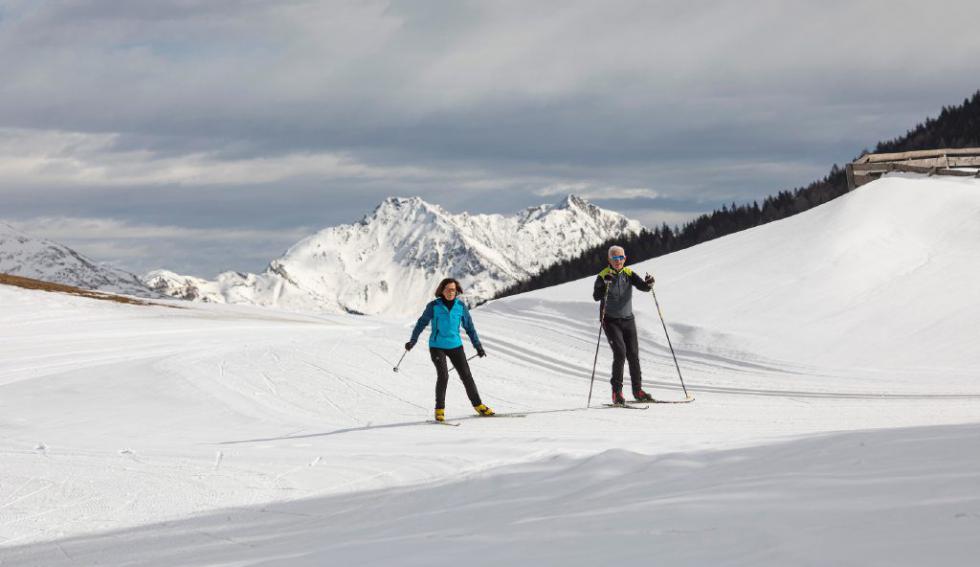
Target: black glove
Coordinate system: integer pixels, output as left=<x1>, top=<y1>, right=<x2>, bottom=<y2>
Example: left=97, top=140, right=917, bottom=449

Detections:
left=603, top=273, right=614, bottom=283
left=644, top=274, right=655, bottom=285
left=476, top=346, right=487, bottom=358
left=404, top=341, right=415, bottom=351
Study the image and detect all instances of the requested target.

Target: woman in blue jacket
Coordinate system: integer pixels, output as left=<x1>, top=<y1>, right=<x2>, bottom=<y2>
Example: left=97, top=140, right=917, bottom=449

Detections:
left=405, top=277, right=494, bottom=422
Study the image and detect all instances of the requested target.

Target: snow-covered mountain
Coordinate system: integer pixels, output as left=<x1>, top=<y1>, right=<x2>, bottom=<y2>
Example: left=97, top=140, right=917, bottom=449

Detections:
left=144, top=195, right=643, bottom=316
left=0, top=222, right=155, bottom=297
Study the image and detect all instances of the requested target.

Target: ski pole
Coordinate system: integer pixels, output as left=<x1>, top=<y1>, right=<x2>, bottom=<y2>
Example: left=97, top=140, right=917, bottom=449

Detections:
left=448, top=354, right=479, bottom=375
left=392, top=349, right=408, bottom=373
left=587, top=281, right=611, bottom=408
left=649, top=281, right=689, bottom=398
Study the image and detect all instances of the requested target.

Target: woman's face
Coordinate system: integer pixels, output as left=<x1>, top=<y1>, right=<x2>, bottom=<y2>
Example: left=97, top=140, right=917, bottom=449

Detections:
left=442, top=283, right=458, bottom=301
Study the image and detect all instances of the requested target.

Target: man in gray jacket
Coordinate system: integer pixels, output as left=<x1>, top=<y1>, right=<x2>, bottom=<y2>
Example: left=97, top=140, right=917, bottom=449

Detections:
left=593, top=245, right=655, bottom=404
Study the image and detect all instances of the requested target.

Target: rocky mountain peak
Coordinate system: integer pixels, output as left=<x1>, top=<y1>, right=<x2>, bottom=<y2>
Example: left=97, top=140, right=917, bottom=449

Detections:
left=146, top=195, right=644, bottom=316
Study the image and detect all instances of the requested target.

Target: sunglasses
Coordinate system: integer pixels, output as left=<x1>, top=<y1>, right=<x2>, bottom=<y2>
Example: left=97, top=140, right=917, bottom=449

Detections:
left=611, top=255, right=626, bottom=261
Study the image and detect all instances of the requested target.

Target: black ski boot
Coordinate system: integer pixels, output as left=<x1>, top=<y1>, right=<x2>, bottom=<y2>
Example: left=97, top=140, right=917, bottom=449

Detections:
left=633, top=389, right=653, bottom=402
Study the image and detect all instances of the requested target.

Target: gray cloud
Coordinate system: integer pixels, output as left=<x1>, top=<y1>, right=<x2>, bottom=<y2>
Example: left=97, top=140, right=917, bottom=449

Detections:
left=1, top=0, right=979, bottom=275
left=4, top=215, right=313, bottom=278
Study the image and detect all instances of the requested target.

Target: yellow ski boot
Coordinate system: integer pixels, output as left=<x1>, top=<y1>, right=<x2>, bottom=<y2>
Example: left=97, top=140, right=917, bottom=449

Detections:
left=474, top=404, right=495, bottom=417
left=435, top=408, right=446, bottom=422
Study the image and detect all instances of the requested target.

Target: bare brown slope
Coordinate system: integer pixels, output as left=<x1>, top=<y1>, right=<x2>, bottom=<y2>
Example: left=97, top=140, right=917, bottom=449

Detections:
left=0, top=273, right=175, bottom=307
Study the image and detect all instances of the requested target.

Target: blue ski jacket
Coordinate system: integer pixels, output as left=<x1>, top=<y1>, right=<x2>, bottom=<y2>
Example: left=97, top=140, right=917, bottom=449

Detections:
left=410, top=298, right=482, bottom=350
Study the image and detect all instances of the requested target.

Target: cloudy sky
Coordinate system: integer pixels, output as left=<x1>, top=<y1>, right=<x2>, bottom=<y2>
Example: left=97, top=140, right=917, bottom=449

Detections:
left=2, top=0, right=979, bottom=277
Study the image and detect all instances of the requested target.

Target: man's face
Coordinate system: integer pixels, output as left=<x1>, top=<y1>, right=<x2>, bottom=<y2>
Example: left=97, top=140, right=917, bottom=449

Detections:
left=609, top=250, right=626, bottom=270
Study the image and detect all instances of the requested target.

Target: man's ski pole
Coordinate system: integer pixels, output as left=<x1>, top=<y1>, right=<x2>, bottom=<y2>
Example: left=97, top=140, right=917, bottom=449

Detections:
left=392, top=350, right=408, bottom=373
left=587, top=281, right=611, bottom=407
left=650, top=282, right=690, bottom=399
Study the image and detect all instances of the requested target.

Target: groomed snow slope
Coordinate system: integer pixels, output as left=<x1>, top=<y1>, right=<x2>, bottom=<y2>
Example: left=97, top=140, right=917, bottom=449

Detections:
left=7, top=424, right=980, bottom=566
left=2, top=175, right=979, bottom=566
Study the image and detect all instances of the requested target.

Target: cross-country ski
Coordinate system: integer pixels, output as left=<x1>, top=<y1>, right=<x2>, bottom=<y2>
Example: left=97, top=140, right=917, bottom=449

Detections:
left=631, top=395, right=696, bottom=404
left=600, top=403, right=649, bottom=410
left=428, top=420, right=461, bottom=427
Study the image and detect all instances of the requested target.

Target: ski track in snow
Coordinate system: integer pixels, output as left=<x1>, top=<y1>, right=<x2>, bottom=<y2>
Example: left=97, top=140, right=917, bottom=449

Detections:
left=1, top=176, right=979, bottom=565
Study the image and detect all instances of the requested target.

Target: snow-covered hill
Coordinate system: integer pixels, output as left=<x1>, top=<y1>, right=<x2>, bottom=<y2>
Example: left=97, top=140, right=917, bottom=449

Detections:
left=0, top=222, right=155, bottom=297
left=2, top=175, right=979, bottom=565
left=505, top=174, right=980, bottom=377
left=144, top=195, right=643, bottom=316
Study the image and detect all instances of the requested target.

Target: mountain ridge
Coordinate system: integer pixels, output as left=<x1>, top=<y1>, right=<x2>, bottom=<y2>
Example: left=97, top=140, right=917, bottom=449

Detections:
left=144, top=194, right=643, bottom=316
left=0, top=222, right=157, bottom=297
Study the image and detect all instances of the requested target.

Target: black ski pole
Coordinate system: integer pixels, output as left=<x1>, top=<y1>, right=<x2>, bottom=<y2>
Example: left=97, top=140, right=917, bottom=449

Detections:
left=587, top=281, right=611, bottom=408
left=392, top=349, right=408, bottom=373
left=448, top=354, right=479, bottom=375
left=649, top=281, right=690, bottom=399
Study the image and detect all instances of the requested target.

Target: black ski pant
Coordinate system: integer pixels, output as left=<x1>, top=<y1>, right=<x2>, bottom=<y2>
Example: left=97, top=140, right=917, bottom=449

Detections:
left=603, top=316, right=643, bottom=394
left=430, top=346, right=483, bottom=410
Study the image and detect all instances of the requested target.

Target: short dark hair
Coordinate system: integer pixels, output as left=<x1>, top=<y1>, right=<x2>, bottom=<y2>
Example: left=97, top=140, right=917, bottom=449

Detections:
left=434, top=278, right=463, bottom=297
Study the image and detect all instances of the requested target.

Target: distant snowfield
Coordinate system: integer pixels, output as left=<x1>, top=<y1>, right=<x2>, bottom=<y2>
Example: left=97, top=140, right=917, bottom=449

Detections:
left=2, top=176, right=979, bottom=565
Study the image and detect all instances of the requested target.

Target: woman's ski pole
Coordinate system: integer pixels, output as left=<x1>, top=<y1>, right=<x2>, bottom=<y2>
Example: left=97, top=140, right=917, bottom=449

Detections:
left=587, top=281, right=611, bottom=407
left=394, top=349, right=475, bottom=375
left=650, top=282, right=690, bottom=399
left=392, top=350, right=408, bottom=373
left=448, top=354, right=479, bottom=375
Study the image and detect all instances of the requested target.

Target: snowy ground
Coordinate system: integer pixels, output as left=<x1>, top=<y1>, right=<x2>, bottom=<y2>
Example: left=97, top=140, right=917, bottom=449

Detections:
left=1, top=175, right=979, bottom=565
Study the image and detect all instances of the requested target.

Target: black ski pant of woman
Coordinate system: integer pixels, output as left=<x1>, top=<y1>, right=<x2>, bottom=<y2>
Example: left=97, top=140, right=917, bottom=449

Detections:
left=603, top=316, right=643, bottom=395
left=430, top=346, right=483, bottom=410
